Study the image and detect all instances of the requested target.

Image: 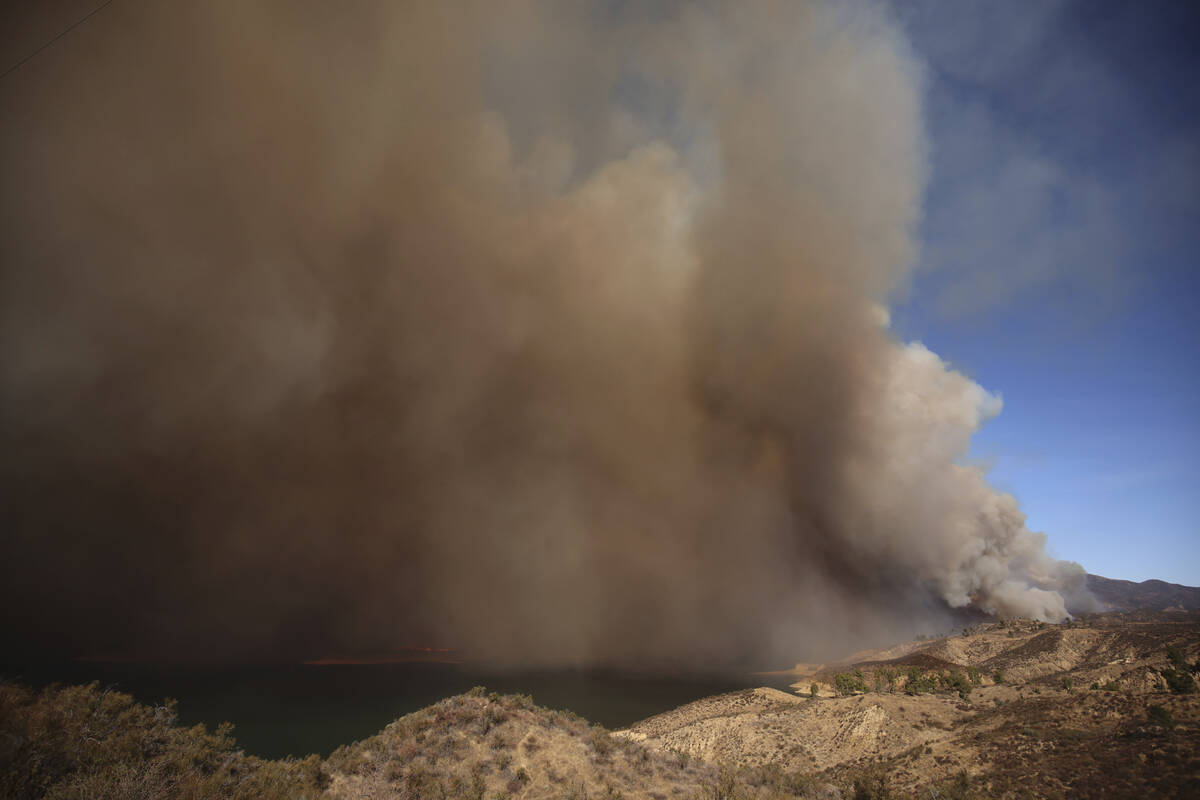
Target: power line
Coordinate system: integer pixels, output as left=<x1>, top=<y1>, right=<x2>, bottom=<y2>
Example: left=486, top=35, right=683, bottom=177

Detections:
left=1, top=0, right=116, bottom=81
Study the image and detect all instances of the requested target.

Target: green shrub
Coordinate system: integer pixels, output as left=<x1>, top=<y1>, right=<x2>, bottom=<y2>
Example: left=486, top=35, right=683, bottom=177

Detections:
left=835, top=670, right=869, bottom=696
left=1161, top=668, right=1196, bottom=695
left=993, top=670, right=1005, bottom=685
left=1147, top=704, right=1175, bottom=730
left=903, top=667, right=938, bottom=695
left=810, top=683, right=819, bottom=698
left=942, top=672, right=972, bottom=700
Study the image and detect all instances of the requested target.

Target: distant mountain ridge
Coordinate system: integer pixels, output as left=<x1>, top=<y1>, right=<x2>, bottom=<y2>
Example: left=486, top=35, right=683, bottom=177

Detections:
left=1087, top=573, right=1200, bottom=611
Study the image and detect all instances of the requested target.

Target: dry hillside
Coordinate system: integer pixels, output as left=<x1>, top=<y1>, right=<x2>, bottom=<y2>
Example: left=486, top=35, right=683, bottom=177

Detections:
left=323, top=688, right=731, bottom=799
left=4, top=611, right=1198, bottom=799
left=620, top=611, right=1200, bottom=798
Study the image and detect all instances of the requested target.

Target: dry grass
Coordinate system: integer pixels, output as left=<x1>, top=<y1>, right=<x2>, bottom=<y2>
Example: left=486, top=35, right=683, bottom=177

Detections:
left=5, top=612, right=1196, bottom=799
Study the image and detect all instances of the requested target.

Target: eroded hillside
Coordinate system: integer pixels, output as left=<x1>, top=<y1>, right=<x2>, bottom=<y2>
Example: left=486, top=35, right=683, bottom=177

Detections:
left=620, top=611, right=1200, bottom=797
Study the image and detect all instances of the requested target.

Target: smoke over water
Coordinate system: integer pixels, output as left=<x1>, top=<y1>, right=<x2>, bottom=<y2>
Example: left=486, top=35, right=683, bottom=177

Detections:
left=0, top=1, right=1092, bottom=667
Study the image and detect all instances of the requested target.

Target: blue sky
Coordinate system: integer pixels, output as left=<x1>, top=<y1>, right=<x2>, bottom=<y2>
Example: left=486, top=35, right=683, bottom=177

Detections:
left=892, top=0, right=1200, bottom=584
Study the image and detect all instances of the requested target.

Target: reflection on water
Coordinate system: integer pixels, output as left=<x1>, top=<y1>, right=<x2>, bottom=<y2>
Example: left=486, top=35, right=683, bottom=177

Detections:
left=2, top=661, right=797, bottom=758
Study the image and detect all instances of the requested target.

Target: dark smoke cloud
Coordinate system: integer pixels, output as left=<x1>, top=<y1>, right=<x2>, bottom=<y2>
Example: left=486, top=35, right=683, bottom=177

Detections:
left=0, top=1, right=1092, bottom=667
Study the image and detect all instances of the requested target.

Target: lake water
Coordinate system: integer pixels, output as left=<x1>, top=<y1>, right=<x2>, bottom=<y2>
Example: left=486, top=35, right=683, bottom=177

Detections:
left=3, top=660, right=797, bottom=759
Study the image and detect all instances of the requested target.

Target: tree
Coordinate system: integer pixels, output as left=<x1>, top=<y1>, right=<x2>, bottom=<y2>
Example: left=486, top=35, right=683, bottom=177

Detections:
left=835, top=670, right=869, bottom=696
left=1162, top=668, right=1196, bottom=695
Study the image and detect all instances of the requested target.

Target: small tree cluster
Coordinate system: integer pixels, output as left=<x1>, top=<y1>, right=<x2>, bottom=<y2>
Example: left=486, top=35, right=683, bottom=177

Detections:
left=1161, top=647, right=1197, bottom=694
left=835, top=669, right=869, bottom=696
left=942, top=672, right=973, bottom=700
left=1161, top=668, right=1196, bottom=695
left=903, top=667, right=938, bottom=695
left=874, top=667, right=898, bottom=693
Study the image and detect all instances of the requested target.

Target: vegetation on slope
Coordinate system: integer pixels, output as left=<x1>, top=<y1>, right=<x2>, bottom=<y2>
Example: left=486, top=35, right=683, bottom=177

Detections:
left=0, top=681, right=328, bottom=800
left=2, top=681, right=990, bottom=799
left=4, top=612, right=1197, bottom=799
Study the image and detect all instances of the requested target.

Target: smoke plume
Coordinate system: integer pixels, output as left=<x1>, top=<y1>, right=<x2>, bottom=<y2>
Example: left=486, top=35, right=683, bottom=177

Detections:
left=0, top=1, right=1091, bottom=666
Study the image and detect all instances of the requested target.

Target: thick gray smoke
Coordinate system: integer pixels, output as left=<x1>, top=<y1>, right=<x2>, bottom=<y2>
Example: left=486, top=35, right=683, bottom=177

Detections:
left=0, top=1, right=1092, bottom=666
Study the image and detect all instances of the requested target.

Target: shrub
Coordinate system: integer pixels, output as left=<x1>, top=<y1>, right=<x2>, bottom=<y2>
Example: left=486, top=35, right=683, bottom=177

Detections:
left=1161, top=668, right=1196, bottom=695
left=1147, top=704, right=1175, bottom=730
left=966, top=666, right=982, bottom=686
left=810, top=682, right=819, bottom=698
left=1061, top=677, right=1074, bottom=692
left=706, top=766, right=738, bottom=800
left=936, top=770, right=975, bottom=800
left=481, top=704, right=508, bottom=735
left=903, top=667, right=938, bottom=695
left=851, top=768, right=891, bottom=800
left=589, top=727, right=614, bottom=757
left=0, top=681, right=326, bottom=800
left=943, top=672, right=973, bottom=700
left=993, top=670, right=1005, bottom=685
left=835, top=670, right=869, bottom=696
